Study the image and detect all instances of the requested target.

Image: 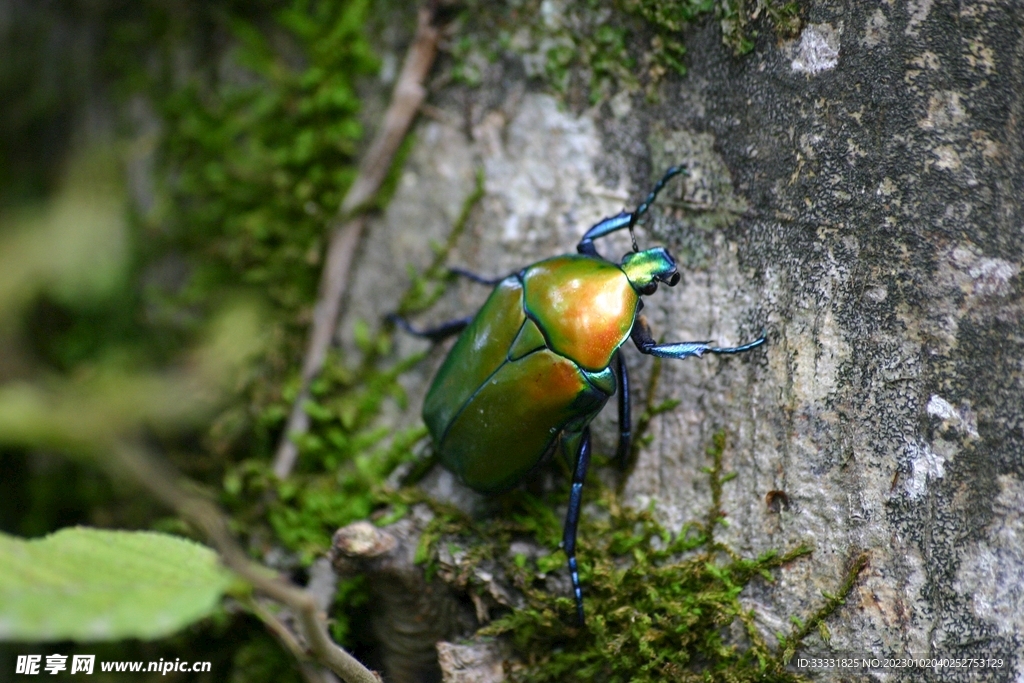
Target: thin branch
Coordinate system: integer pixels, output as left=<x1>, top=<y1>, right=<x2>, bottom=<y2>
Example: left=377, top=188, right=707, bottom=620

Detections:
left=110, top=442, right=382, bottom=683
left=273, top=5, right=441, bottom=478
left=245, top=597, right=309, bottom=663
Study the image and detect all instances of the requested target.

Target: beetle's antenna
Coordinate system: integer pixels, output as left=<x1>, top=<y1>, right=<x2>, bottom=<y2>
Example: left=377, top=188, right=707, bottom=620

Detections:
left=626, top=165, right=687, bottom=252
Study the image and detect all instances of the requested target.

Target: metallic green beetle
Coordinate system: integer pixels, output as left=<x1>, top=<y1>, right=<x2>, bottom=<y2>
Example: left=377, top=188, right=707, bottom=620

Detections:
left=396, top=166, right=765, bottom=625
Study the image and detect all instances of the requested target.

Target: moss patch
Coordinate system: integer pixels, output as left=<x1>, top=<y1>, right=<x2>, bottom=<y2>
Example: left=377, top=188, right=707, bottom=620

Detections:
left=443, top=0, right=803, bottom=103
left=412, top=431, right=866, bottom=683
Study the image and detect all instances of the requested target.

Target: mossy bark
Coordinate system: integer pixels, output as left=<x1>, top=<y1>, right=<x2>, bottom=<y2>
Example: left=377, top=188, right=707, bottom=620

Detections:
left=344, top=2, right=1024, bottom=679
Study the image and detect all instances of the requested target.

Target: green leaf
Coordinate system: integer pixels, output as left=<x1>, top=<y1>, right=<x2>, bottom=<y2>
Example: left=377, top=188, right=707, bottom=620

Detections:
left=0, top=527, right=232, bottom=641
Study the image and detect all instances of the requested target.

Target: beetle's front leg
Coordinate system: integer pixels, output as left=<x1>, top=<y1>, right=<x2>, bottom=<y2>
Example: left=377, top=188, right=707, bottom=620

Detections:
left=577, top=212, right=632, bottom=259
left=561, top=426, right=592, bottom=626
left=631, top=315, right=766, bottom=359
left=577, top=166, right=688, bottom=256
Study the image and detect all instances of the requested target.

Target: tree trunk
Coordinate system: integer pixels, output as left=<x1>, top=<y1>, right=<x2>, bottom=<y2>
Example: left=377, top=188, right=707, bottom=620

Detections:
left=340, top=2, right=1024, bottom=680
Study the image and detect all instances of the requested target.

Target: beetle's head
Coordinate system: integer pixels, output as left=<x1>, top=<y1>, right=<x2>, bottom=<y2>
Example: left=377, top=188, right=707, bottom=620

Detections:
left=621, top=247, right=680, bottom=295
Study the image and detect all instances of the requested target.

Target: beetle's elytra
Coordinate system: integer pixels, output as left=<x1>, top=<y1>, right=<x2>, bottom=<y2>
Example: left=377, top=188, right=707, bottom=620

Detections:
left=395, top=166, right=765, bottom=625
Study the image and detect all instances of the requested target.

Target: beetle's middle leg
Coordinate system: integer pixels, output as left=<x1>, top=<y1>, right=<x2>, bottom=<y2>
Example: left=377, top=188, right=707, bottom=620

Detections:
left=560, top=426, right=592, bottom=626
left=613, top=350, right=631, bottom=470
left=630, top=315, right=766, bottom=359
left=388, top=314, right=473, bottom=342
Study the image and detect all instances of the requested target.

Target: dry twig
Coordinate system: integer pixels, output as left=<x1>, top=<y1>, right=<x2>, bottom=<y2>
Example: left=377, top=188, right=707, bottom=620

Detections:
left=110, top=442, right=382, bottom=683
left=273, top=5, right=441, bottom=478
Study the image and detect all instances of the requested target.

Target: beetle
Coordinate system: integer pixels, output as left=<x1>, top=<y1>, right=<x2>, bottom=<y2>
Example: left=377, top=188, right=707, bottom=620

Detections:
left=394, top=166, right=765, bottom=625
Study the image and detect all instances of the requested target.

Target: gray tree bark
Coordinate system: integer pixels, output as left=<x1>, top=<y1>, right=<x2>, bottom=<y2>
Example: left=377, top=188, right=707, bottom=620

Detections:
left=341, top=2, right=1024, bottom=681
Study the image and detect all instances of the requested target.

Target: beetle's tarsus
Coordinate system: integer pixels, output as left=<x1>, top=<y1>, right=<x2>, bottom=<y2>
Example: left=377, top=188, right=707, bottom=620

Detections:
left=707, top=335, right=767, bottom=355
left=631, top=317, right=766, bottom=360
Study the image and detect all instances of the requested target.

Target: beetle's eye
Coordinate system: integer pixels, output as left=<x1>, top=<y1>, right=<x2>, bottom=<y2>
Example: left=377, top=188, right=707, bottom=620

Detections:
left=640, top=282, right=658, bottom=295
left=665, top=271, right=680, bottom=286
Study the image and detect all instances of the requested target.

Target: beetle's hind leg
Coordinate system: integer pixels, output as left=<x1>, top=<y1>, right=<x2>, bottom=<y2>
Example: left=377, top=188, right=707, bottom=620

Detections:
left=388, top=313, right=472, bottom=342
left=561, top=426, right=592, bottom=626
left=389, top=269, right=509, bottom=342
left=397, top=442, right=440, bottom=487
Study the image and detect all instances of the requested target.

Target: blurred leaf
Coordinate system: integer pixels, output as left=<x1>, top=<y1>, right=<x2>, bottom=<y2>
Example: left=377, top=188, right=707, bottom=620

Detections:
left=0, top=527, right=231, bottom=641
left=0, top=301, right=266, bottom=451
left=0, top=150, right=126, bottom=320
left=191, top=300, right=268, bottom=382
left=0, top=374, right=207, bottom=450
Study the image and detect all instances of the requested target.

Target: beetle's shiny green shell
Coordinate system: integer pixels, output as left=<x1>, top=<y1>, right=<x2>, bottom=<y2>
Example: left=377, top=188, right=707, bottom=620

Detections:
left=423, top=255, right=640, bottom=493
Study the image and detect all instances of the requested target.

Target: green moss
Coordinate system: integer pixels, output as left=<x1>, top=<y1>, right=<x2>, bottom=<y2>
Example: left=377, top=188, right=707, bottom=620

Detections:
left=440, top=1, right=802, bottom=104
left=718, top=0, right=802, bottom=56
left=110, top=0, right=388, bottom=557
left=619, top=0, right=715, bottom=76
left=445, top=1, right=636, bottom=102
left=97, top=0, right=484, bottom=569
left=623, top=0, right=803, bottom=79
left=459, top=432, right=865, bottom=683
left=155, top=0, right=378, bottom=317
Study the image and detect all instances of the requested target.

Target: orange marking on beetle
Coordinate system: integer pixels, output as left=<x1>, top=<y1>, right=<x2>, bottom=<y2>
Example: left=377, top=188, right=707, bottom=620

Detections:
left=522, top=354, right=584, bottom=403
